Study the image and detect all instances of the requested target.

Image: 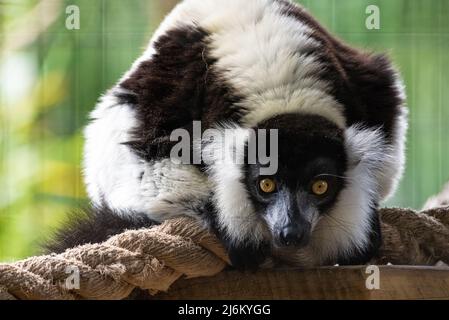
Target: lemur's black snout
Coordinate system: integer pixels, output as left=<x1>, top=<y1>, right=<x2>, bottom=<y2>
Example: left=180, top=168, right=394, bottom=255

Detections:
left=279, top=223, right=311, bottom=247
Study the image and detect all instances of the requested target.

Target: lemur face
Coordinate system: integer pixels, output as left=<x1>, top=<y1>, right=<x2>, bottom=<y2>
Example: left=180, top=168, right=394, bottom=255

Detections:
left=245, top=113, right=347, bottom=248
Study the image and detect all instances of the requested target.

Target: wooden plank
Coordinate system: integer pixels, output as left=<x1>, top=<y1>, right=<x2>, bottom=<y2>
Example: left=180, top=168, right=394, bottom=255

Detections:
left=153, top=266, right=449, bottom=300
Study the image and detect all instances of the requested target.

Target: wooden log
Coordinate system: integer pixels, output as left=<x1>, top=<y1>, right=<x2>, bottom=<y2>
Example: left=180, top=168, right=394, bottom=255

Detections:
left=153, top=266, right=449, bottom=300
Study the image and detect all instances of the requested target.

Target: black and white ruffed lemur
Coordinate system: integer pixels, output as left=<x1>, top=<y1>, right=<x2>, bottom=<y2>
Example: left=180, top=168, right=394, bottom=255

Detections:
left=47, top=0, right=408, bottom=271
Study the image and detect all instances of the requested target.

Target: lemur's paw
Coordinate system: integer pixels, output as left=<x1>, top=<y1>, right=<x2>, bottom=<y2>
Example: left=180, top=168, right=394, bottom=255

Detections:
left=227, top=242, right=270, bottom=272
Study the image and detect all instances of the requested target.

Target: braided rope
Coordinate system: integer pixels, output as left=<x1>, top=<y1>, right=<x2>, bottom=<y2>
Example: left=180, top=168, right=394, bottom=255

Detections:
left=0, top=217, right=229, bottom=300
left=1, top=206, right=449, bottom=300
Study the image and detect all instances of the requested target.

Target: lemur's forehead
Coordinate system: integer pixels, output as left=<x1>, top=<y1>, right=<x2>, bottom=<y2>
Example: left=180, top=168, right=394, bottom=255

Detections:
left=246, top=113, right=347, bottom=179
left=275, top=139, right=346, bottom=176
left=254, top=113, right=345, bottom=157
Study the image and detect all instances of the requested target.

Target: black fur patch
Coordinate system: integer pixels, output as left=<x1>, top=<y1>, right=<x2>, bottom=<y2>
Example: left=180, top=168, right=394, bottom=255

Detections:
left=276, top=0, right=403, bottom=142
left=119, top=26, right=245, bottom=162
left=253, top=113, right=347, bottom=186
left=44, top=206, right=157, bottom=254
left=226, top=241, right=271, bottom=272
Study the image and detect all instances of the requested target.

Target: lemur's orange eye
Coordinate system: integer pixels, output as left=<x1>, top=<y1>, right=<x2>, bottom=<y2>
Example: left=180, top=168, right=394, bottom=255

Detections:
left=311, top=180, right=328, bottom=195
left=259, top=178, right=276, bottom=193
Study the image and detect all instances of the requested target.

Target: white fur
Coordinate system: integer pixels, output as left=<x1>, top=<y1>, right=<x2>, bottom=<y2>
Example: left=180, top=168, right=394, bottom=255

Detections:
left=202, top=0, right=345, bottom=127
left=83, top=90, right=211, bottom=222
left=202, top=124, right=268, bottom=244
left=377, top=75, right=408, bottom=201
left=83, top=91, right=142, bottom=208
left=311, top=125, right=394, bottom=262
left=240, top=87, right=346, bottom=129
left=307, top=73, right=408, bottom=262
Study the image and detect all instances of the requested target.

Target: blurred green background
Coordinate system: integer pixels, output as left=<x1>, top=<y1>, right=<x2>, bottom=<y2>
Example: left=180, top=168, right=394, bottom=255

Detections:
left=0, top=0, right=448, bottom=261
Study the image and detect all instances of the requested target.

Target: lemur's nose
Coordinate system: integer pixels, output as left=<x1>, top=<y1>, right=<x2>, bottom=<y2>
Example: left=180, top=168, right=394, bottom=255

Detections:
left=279, top=224, right=310, bottom=247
